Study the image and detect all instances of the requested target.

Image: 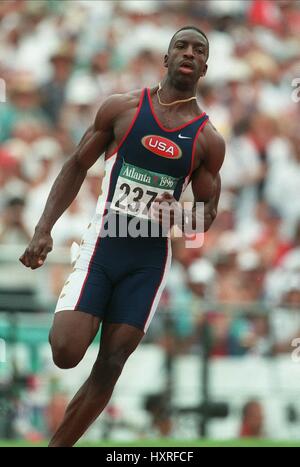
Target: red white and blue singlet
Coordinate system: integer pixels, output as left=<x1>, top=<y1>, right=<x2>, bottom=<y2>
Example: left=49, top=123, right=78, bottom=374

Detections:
left=55, top=89, right=209, bottom=332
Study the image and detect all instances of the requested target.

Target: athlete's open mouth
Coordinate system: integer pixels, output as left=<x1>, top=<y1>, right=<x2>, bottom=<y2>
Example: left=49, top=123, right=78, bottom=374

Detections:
left=180, top=60, right=194, bottom=69
left=178, top=60, right=195, bottom=74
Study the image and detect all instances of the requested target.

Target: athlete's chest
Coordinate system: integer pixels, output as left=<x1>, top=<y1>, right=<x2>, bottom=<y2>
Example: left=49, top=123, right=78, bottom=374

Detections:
left=111, top=104, right=204, bottom=170
left=151, top=100, right=201, bottom=130
left=113, top=101, right=200, bottom=136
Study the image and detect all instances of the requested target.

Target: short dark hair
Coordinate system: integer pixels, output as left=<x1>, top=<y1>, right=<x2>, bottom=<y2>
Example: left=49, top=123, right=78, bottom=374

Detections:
left=168, top=26, right=209, bottom=59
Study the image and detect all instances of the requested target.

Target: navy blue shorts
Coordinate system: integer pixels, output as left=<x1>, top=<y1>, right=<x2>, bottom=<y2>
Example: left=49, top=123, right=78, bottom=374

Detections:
left=55, top=222, right=171, bottom=333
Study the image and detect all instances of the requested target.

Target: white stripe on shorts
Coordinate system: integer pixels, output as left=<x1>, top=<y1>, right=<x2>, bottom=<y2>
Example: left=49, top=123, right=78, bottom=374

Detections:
left=54, top=153, right=117, bottom=314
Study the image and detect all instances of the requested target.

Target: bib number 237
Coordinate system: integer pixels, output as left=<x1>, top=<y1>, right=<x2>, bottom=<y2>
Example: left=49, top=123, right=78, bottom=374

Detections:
left=114, top=183, right=157, bottom=216
left=111, top=162, right=178, bottom=219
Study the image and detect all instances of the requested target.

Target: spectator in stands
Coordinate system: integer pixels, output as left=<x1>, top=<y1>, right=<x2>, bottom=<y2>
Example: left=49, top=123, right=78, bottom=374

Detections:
left=41, top=45, right=75, bottom=125
left=0, top=76, right=49, bottom=142
left=270, top=277, right=300, bottom=354
left=0, top=196, right=30, bottom=245
left=144, top=393, right=173, bottom=438
left=239, top=399, right=265, bottom=438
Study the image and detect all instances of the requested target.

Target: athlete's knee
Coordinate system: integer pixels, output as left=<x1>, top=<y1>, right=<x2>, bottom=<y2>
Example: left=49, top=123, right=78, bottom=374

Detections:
left=52, top=346, right=82, bottom=369
left=95, top=349, right=131, bottom=385
left=101, top=354, right=125, bottom=381
left=50, top=335, right=84, bottom=369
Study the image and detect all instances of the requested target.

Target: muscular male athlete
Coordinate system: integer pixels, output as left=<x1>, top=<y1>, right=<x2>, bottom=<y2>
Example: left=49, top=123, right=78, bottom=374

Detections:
left=20, top=26, right=225, bottom=446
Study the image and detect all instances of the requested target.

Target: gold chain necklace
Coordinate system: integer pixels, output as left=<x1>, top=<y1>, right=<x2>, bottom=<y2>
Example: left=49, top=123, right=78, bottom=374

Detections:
left=156, top=82, right=197, bottom=106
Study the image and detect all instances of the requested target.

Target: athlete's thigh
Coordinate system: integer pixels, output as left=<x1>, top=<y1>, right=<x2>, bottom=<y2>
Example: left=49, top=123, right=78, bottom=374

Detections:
left=51, top=265, right=112, bottom=352
left=50, top=309, right=100, bottom=353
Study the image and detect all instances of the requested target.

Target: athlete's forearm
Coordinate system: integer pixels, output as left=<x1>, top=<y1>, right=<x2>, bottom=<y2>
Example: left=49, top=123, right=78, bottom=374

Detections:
left=180, top=202, right=216, bottom=234
left=153, top=193, right=218, bottom=233
left=203, top=202, right=217, bottom=232
left=36, top=158, right=87, bottom=233
left=183, top=179, right=220, bottom=233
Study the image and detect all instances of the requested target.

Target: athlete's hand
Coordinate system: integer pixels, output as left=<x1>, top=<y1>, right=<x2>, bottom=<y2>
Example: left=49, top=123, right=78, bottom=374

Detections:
left=151, top=192, right=183, bottom=228
left=19, top=228, right=53, bottom=269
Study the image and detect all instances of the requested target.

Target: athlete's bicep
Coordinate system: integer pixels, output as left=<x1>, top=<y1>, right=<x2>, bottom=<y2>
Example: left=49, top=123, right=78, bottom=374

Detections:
left=191, top=165, right=218, bottom=206
left=202, top=125, right=225, bottom=175
left=190, top=166, right=221, bottom=233
left=74, top=94, right=136, bottom=170
left=74, top=126, right=113, bottom=171
left=192, top=124, right=225, bottom=200
left=72, top=96, right=122, bottom=170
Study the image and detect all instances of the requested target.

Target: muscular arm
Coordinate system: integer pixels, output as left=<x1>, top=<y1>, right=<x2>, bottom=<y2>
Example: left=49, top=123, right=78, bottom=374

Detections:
left=151, top=125, right=225, bottom=233
left=35, top=125, right=104, bottom=234
left=191, top=173, right=221, bottom=231
left=190, top=124, right=225, bottom=232
left=35, top=93, right=129, bottom=234
left=19, top=94, right=130, bottom=269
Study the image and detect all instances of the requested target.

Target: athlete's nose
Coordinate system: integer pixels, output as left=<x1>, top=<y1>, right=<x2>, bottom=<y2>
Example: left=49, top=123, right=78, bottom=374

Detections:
left=183, top=44, right=195, bottom=59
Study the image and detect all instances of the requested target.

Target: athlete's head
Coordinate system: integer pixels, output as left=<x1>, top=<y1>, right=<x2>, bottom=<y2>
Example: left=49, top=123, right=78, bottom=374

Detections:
left=164, top=26, right=209, bottom=88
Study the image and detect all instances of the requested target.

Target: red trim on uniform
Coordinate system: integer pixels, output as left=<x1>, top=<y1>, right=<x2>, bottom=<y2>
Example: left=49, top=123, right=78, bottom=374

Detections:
left=143, top=239, right=169, bottom=333
left=75, top=155, right=118, bottom=310
left=147, top=88, right=206, bottom=133
left=105, top=151, right=117, bottom=161
left=188, top=117, right=209, bottom=180
left=105, top=89, right=145, bottom=160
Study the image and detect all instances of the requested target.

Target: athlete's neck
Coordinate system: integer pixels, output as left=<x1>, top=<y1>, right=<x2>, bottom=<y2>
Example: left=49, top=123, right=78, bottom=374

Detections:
left=159, top=77, right=198, bottom=103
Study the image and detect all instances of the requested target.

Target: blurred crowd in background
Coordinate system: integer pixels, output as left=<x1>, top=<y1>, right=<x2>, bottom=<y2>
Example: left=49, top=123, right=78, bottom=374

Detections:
left=1, top=0, right=300, bottom=444
left=1, top=0, right=300, bottom=363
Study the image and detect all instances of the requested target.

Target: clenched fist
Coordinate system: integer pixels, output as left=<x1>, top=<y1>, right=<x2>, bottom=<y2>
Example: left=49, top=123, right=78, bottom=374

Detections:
left=19, top=228, right=53, bottom=269
left=151, top=192, right=183, bottom=228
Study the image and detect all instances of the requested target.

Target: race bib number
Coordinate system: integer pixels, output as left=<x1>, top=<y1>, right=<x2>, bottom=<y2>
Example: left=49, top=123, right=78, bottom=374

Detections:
left=111, top=162, right=178, bottom=219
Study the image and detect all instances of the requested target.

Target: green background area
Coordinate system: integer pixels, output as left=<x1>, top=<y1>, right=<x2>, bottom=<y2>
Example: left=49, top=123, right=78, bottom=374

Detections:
left=0, top=438, right=299, bottom=448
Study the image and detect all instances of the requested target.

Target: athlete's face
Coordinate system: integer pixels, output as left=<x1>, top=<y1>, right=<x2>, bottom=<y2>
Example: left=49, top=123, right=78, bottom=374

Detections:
left=164, top=30, right=208, bottom=87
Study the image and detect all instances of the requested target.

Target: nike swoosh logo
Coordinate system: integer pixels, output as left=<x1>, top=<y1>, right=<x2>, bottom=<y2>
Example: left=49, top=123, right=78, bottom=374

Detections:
left=178, top=134, right=192, bottom=139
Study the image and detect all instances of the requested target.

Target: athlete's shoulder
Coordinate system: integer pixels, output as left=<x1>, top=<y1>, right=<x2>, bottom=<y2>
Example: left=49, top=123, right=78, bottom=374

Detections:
left=100, top=89, right=143, bottom=113
left=203, top=120, right=225, bottom=151
left=94, top=89, right=144, bottom=130
left=197, top=119, right=225, bottom=173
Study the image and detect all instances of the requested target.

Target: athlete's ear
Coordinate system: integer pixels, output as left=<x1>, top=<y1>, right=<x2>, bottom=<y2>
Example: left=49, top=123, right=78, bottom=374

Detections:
left=202, top=64, right=208, bottom=77
left=164, top=54, right=168, bottom=69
